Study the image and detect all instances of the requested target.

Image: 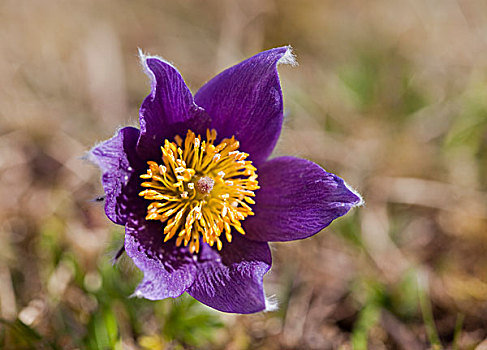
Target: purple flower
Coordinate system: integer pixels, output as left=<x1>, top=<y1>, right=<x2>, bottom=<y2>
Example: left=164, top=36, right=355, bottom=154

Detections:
left=88, top=47, right=362, bottom=314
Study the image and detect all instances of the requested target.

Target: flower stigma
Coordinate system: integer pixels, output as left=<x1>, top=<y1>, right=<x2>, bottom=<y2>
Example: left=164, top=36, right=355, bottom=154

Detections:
left=196, top=176, right=215, bottom=194
left=139, top=129, right=259, bottom=254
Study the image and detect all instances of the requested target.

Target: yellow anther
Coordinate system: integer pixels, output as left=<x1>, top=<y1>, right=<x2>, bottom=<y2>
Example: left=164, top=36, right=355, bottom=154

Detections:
left=138, top=129, right=258, bottom=253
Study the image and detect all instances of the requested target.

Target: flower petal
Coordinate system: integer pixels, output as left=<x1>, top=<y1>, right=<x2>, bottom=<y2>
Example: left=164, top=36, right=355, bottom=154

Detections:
left=194, top=46, right=295, bottom=164
left=187, top=235, right=271, bottom=314
left=244, top=156, right=362, bottom=242
left=137, top=52, right=210, bottom=160
left=125, top=217, right=197, bottom=300
left=88, top=127, right=142, bottom=225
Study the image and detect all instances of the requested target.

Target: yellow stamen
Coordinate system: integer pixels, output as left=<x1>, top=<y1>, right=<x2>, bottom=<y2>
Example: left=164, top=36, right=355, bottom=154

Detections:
left=139, top=129, right=259, bottom=253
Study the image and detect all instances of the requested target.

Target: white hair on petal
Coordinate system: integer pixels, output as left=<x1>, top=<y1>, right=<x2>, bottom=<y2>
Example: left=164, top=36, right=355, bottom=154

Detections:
left=264, top=294, right=279, bottom=312
left=83, top=127, right=130, bottom=171
left=344, top=181, right=365, bottom=207
left=130, top=289, right=144, bottom=298
left=278, top=46, right=298, bottom=67
left=137, top=48, right=178, bottom=79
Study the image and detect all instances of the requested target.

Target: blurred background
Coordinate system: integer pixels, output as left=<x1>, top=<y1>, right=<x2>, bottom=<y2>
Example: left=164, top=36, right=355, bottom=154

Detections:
left=1, top=0, right=487, bottom=349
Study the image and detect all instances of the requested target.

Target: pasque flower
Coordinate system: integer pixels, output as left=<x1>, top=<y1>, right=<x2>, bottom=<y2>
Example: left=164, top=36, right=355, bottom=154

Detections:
left=89, top=47, right=362, bottom=314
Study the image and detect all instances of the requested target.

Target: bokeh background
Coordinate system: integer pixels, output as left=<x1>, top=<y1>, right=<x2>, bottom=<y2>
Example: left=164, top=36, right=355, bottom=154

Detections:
left=1, top=0, right=487, bottom=349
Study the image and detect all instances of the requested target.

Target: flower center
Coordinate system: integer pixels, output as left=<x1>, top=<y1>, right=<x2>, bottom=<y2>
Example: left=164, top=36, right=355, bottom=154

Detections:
left=196, top=176, right=215, bottom=194
left=139, top=129, right=259, bottom=254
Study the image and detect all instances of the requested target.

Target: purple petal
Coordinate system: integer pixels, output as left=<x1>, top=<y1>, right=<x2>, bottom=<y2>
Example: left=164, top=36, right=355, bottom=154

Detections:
left=244, top=156, right=362, bottom=242
left=188, top=235, right=271, bottom=314
left=194, top=47, right=295, bottom=164
left=137, top=53, right=210, bottom=160
left=88, top=127, right=142, bottom=225
left=125, top=217, right=197, bottom=300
